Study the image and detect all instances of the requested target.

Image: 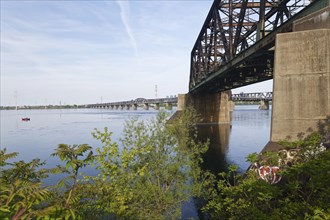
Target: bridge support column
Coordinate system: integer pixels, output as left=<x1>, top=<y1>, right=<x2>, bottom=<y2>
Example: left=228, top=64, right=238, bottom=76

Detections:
left=132, top=104, right=137, bottom=110
left=178, top=91, right=231, bottom=124
left=126, top=105, right=130, bottom=110
left=259, top=100, right=269, bottom=110
left=271, top=29, right=330, bottom=142
left=143, top=104, right=149, bottom=110
left=229, top=101, right=235, bottom=112
left=165, top=103, right=172, bottom=110
left=154, top=103, right=160, bottom=110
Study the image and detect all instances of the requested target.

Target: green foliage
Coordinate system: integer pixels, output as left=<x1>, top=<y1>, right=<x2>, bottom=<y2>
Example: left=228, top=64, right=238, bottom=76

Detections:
left=0, top=148, right=52, bottom=219
left=0, top=108, right=211, bottom=219
left=246, top=152, right=259, bottom=164
left=89, top=109, right=211, bottom=219
left=204, top=149, right=330, bottom=219
left=305, top=209, right=330, bottom=220
left=0, top=148, right=18, bottom=167
left=204, top=118, right=330, bottom=219
left=51, top=144, right=94, bottom=173
left=50, top=144, right=94, bottom=218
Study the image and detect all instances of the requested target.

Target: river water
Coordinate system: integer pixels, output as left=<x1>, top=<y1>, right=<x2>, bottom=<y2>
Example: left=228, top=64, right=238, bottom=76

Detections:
left=0, top=105, right=271, bottom=218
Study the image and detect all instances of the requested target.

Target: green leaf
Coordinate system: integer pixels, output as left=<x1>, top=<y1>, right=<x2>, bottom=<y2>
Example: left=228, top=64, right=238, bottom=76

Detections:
left=0, top=207, right=11, bottom=213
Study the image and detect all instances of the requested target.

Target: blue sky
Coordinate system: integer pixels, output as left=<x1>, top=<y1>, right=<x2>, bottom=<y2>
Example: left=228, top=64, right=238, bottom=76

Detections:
left=1, top=0, right=272, bottom=106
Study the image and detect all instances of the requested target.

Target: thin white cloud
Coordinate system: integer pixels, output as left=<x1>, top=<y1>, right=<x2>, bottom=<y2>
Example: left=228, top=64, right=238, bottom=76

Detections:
left=115, top=0, right=138, bottom=57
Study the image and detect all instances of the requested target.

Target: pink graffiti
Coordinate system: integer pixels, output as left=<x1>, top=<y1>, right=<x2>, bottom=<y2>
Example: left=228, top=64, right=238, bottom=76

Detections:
left=258, top=166, right=281, bottom=184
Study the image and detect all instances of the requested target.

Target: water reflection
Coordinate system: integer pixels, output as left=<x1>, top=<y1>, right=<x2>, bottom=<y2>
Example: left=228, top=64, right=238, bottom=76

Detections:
left=195, top=106, right=271, bottom=174
left=198, top=124, right=231, bottom=174
left=231, top=109, right=271, bottom=127
left=228, top=106, right=271, bottom=170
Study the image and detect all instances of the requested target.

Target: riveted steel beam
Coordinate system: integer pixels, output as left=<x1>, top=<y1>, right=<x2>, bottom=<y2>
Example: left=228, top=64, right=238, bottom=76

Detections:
left=189, top=0, right=320, bottom=92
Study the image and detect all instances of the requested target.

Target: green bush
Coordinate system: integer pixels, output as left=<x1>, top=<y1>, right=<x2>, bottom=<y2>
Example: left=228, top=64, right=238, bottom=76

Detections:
left=203, top=118, right=330, bottom=219
left=0, top=109, right=212, bottom=219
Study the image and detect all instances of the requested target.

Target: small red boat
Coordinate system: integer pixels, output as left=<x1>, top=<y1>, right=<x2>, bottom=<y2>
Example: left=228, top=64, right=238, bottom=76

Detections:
left=22, top=117, right=30, bottom=121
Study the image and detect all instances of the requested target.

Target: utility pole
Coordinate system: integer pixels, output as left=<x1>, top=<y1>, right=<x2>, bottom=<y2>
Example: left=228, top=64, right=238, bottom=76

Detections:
left=155, top=85, right=158, bottom=98
left=14, top=91, right=18, bottom=110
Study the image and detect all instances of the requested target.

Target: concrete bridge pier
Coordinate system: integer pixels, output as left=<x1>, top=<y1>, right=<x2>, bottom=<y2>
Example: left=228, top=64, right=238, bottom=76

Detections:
left=143, top=103, right=149, bottom=110
left=271, top=28, right=330, bottom=141
left=165, top=103, right=173, bottom=110
left=154, top=103, right=160, bottom=110
left=132, top=104, right=137, bottom=110
left=125, top=105, right=130, bottom=110
left=229, top=101, right=235, bottom=112
left=259, top=100, right=270, bottom=110
left=178, top=91, right=231, bottom=124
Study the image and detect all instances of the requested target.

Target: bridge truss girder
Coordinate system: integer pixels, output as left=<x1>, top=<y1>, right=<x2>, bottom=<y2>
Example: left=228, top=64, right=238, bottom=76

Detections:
left=205, top=52, right=274, bottom=93
left=189, top=0, right=309, bottom=92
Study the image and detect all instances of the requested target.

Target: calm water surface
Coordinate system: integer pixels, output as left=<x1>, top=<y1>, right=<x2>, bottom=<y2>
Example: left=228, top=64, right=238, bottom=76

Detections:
left=1, top=108, right=165, bottom=184
left=0, top=105, right=271, bottom=218
left=1, top=105, right=271, bottom=172
left=1, top=108, right=162, bottom=163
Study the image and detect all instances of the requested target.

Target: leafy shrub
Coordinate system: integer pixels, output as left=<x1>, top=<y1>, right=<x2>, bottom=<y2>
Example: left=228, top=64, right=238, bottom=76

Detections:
left=1, top=109, right=212, bottom=219
left=203, top=118, right=330, bottom=219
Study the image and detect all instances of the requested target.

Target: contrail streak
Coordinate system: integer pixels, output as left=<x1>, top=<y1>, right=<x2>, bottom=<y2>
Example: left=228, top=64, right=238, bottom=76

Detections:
left=116, top=0, right=138, bottom=57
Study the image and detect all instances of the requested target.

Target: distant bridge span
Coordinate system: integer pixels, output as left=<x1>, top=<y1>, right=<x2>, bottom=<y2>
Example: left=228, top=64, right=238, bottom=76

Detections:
left=231, top=92, right=272, bottom=102
left=87, top=97, right=178, bottom=110
left=87, top=92, right=272, bottom=110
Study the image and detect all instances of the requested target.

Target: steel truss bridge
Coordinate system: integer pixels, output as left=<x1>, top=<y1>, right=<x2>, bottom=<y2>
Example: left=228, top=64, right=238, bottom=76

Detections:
left=189, top=0, right=329, bottom=93
left=231, top=92, right=272, bottom=101
left=87, top=97, right=178, bottom=109
left=87, top=92, right=272, bottom=109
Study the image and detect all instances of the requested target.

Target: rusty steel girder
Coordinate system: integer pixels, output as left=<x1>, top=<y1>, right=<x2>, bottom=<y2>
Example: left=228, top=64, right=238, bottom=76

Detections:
left=189, top=0, right=309, bottom=91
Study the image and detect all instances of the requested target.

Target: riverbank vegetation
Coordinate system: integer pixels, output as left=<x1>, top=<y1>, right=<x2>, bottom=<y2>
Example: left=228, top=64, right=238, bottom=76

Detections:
left=203, top=117, right=330, bottom=219
left=0, top=109, right=212, bottom=219
left=0, top=111, right=329, bottom=219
